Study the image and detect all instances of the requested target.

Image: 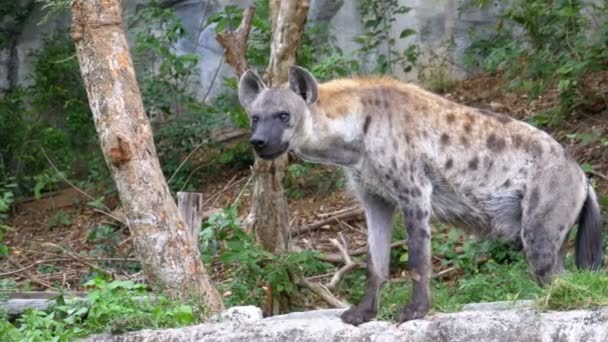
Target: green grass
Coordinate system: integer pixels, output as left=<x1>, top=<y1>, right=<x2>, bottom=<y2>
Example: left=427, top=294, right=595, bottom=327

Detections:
left=0, top=278, right=203, bottom=342
left=538, top=271, right=608, bottom=311
left=375, top=258, right=542, bottom=320
left=341, top=226, right=608, bottom=322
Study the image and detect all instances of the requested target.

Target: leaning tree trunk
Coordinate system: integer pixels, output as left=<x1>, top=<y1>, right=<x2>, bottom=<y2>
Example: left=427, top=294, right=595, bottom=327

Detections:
left=70, top=0, right=224, bottom=313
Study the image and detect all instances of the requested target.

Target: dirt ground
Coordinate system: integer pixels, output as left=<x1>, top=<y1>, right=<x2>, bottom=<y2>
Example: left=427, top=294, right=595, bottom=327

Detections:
left=2, top=73, right=607, bottom=301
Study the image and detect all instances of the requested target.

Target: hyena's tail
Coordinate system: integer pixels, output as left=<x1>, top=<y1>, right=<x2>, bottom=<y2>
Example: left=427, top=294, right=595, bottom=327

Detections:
left=575, top=184, right=603, bottom=270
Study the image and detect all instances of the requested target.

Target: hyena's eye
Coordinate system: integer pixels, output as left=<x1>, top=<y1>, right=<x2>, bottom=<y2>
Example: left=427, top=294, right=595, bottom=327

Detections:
left=279, top=112, right=290, bottom=122
left=251, top=115, right=259, bottom=123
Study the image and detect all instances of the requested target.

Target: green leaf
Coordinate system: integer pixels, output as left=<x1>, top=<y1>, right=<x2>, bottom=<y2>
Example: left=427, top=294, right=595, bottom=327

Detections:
left=0, top=243, right=9, bottom=257
left=399, top=29, right=416, bottom=38
left=87, top=196, right=106, bottom=210
left=580, top=163, right=593, bottom=173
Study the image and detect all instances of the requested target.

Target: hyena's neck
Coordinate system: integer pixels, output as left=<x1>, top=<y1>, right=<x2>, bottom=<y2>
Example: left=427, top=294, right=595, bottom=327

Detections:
left=292, top=100, right=366, bottom=167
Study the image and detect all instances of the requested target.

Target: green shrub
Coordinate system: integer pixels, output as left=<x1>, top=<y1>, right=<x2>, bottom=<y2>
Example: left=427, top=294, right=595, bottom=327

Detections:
left=464, top=0, right=608, bottom=125
left=0, top=278, right=201, bottom=341
left=0, top=32, right=104, bottom=196
left=200, top=206, right=331, bottom=307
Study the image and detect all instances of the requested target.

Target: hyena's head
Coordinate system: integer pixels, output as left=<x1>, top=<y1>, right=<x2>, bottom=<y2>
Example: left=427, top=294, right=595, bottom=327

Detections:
left=238, top=66, right=318, bottom=160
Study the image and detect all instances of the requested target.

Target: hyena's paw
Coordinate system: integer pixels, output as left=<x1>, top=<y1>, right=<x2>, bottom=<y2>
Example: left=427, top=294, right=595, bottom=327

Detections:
left=340, top=305, right=376, bottom=326
left=398, top=302, right=429, bottom=323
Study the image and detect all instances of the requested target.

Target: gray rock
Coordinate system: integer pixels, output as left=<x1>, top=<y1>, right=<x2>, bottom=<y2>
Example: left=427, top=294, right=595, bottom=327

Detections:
left=208, top=305, right=263, bottom=324
left=0, top=49, right=10, bottom=92
left=309, top=0, right=344, bottom=22
left=84, top=305, right=608, bottom=342
left=462, top=299, right=535, bottom=311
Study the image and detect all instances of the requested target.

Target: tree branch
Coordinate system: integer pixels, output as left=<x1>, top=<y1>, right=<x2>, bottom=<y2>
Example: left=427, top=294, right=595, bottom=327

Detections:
left=215, top=7, right=256, bottom=78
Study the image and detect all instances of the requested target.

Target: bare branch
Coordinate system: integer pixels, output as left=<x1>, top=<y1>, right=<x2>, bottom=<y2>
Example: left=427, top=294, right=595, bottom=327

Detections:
left=293, top=208, right=364, bottom=236
left=326, top=234, right=362, bottom=291
left=297, top=278, right=349, bottom=308
left=315, top=240, right=407, bottom=263
left=215, top=7, right=256, bottom=77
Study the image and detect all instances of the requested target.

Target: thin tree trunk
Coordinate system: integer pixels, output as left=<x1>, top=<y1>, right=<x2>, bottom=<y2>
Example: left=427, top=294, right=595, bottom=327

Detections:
left=248, top=0, right=310, bottom=255
left=216, top=0, right=309, bottom=315
left=266, top=0, right=310, bottom=86
left=70, top=0, right=223, bottom=314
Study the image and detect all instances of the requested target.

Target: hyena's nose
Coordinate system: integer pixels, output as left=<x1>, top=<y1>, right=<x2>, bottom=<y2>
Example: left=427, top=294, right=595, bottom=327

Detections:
left=249, top=137, right=267, bottom=149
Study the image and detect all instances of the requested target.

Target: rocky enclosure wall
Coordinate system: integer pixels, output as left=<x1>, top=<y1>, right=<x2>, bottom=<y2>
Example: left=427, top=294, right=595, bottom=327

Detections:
left=0, top=0, right=501, bottom=96
left=86, top=305, right=608, bottom=342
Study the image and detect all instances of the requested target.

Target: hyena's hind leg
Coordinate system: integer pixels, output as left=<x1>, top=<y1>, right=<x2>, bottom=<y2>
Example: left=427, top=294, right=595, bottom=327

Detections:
left=520, top=170, right=587, bottom=285
left=340, top=190, right=395, bottom=326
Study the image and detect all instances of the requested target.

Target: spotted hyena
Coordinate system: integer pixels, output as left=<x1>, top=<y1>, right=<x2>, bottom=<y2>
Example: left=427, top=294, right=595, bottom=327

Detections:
left=238, top=66, right=603, bottom=325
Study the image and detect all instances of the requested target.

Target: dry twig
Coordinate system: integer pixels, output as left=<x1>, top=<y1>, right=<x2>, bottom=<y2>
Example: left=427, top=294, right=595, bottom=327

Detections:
left=316, top=240, right=407, bottom=263
left=42, top=242, right=117, bottom=277
left=293, top=208, right=364, bottom=236
left=297, top=278, right=348, bottom=308
left=326, top=234, right=362, bottom=291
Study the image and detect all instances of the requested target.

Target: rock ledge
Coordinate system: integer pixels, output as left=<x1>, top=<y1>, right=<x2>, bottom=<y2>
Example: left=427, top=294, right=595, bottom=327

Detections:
left=86, top=304, right=608, bottom=342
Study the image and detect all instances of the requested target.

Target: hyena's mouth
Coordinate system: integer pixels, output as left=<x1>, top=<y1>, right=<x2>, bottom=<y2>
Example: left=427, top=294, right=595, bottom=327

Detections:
left=254, top=142, right=289, bottom=160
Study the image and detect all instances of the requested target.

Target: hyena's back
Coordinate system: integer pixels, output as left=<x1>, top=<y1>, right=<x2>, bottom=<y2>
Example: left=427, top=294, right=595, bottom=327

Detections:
left=353, top=81, right=591, bottom=252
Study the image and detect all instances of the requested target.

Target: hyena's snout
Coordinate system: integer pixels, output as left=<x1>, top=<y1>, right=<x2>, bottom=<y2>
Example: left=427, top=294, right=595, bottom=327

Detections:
left=249, top=125, right=289, bottom=160
left=249, top=136, right=267, bottom=149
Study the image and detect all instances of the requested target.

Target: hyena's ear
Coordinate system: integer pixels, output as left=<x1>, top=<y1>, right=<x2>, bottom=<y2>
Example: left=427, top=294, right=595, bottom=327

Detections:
left=239, top=70, right=267, bottom=109
left=288, top=65, right=318, bottom=105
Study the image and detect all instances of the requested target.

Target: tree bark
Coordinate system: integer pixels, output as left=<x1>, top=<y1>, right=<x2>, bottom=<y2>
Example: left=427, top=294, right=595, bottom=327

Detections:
left=177, top=192, right=204, bottom=251
left=216, top=0, right=309, bottom=314
left=266, top=0, right=310, bottom=86
left=70, top=0, right=223, bottom=314
left=249, top=0, right=309, bottom=254
left=216, top=7, right=255, bottom=78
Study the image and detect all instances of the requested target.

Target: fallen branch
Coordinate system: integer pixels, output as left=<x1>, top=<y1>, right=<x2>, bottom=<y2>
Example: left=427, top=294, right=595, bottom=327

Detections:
left=589, top=169, right=608, bottom=182
left=297, top=278, right=348, bottom=309
left=316, top=240, right=407, bottom=263
left=293, top=208, right=364, bottom=236
left=434, top=266, right=459, bottom=280
left=40, top=147, right=124, bottom=224
left=42, top=243, right=117, bottom=277
left=0, top=257, right=138, bottom=277
left=326, top=234, right=362, bottom=291
left=1, top=291, right=157, bottom=317
left=9, top=260, right=55, bottom=290
left=316, top=204, right=360, bottom=218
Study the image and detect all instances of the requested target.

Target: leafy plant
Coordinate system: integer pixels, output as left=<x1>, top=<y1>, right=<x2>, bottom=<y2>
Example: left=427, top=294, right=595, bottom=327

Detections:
left=47, top=210, right=71, bottom=230
left=0, top=178, right=17, bottom=257
left=0, top=1, right=33, bottom=48
left=200, top=206, right=331, bottom=307
left=355, top=0, right=419, bottom=74
left=132, top=1, right=200, bottom=119
left=0, top=31, right=104, bottom=196
left=0, top=278, right=201, bottom=341
left=464, top=0, right=608, bottom=124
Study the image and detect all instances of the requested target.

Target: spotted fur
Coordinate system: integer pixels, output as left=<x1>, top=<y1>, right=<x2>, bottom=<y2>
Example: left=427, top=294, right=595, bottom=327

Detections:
left=238, top=66, right=603, bottom=325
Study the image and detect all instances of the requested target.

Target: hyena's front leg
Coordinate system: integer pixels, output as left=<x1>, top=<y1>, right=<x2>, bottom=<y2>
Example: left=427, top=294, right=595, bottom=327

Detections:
left=398, top=194, right=432, bottom=322
left=340, top=191, right=395, bottom=326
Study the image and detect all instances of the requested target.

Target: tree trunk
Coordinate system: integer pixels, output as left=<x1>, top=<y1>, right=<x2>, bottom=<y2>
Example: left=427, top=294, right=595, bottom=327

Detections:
left=249, top=0, right=310, bottom=254
left=216, top=0, right=310, bottom=314
left=70, top=0, right=223, bottom=314
left=266, top=0, right=310, bottom=86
